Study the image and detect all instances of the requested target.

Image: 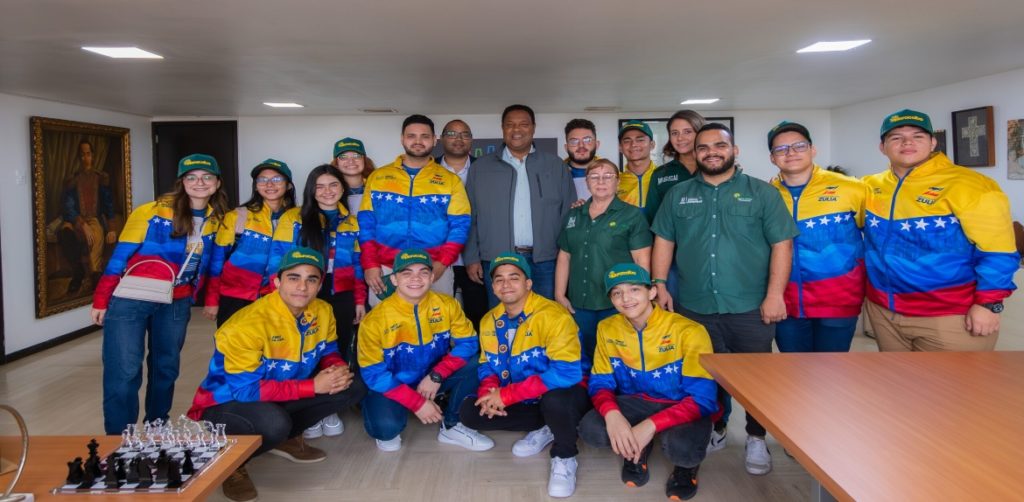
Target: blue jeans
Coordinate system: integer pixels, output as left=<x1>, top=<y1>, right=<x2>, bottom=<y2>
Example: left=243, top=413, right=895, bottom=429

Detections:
left=102, top=296, right=192, bottom=434
left=482, top=255, right=555, bottom=309
left=572, top=307, right=616, bottom=373
left=361, top=357, right=480, bottom=440
left=775, top=316, right=859, bottom=353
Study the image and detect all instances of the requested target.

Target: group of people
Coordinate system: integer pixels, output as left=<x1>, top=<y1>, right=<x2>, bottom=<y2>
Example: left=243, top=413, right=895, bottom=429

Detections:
left=90, top=105, right=1018, bottom=501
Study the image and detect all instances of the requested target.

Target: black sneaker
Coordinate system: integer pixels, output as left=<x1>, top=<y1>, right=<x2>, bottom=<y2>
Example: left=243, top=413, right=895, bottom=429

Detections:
left=621, top=444, right=653, bottom=487
left=666, top=465, right=699, bottom=501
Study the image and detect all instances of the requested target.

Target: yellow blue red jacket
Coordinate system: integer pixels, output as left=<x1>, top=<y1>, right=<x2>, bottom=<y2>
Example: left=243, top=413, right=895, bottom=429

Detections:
left=207, top=204, right=289, bottom=304
left=186, top=290, right=345, bottom=420
left=269, top=205, right=367, bottom=305
left=477, top=292, right=582, bottom=406
left=617, top=160, right=660, bottom=220
left=771, top=166, right=868, bottom=318
left=357, top=156, right=471, bottom=270
left=93, top=198, right=221, bottom=309
left=862, top=153, right=1018, bottom=315
left=357, top=290, right=478, bottom=411
left=590, top=305, right=717, bottom=432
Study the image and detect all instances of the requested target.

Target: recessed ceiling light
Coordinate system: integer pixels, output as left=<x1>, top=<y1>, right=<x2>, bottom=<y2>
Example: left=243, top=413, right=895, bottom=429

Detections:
left=797, top=40, right=871, bottom=53
left=263, top=102, right=304, bottom=108
left=81, top=47, right=163, bottom=59
left=680, top=98, right=719, bottom=105
left=584, top=106, right=621, bottom=112
left=360, top=108, right=398, bottom=114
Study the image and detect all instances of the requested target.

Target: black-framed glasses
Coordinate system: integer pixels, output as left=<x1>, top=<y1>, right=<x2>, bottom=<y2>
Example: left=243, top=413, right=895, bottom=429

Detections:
left=771, top=141, right=810, bottom=157
left=442, top=131, right=473, bottom=140
left=567, top=136, right=595, bottom=147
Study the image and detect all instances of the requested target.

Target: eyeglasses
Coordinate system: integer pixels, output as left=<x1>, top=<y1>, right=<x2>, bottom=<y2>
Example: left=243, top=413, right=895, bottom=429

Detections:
left=771, top=141, right=811, bottom=157
left=442, top=131, right=473, bottom=140
left=256, top=176, right=286, bottom=185
left=567, top=136, right=595, bottom=147
left=337, top=153, right=363, bottom=162
left=183, top=174, right=216, bottom=183
left=587, top=173, right=617, bottom=182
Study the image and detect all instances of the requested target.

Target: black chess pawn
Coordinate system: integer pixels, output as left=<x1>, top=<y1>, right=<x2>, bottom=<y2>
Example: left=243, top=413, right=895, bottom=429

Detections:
left=104, top=454, right=120, bottom=489
left=136, top=457, right=154, bottom=488
left=166, top=459, right=183, bottom=489
left=125, top=458, right=140, bottom=485
left=154, top=450, right=169, bottom=484
left=181, top=449, right=195, bottom=475
left=66, top=457, right=84, bottom=485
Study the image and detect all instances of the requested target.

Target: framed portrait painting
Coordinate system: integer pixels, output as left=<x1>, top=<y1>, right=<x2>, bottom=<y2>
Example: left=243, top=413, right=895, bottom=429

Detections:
left=1008, top=119, right=1024, bottom=180
left=30, top=117, right=132, bottom=318
left=952, top=106, right=995, bottom=167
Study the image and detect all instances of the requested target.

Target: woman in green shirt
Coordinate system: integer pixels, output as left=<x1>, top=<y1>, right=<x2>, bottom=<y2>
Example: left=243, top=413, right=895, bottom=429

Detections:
left=555, top=159, right=652, bottom=374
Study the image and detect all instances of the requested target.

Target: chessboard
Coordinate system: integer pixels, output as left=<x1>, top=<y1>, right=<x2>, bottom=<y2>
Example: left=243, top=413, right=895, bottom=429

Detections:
left=53, top=440, right=235, bottom=494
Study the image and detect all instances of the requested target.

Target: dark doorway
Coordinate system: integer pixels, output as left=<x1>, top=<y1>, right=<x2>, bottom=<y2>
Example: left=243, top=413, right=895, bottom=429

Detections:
left=152, top=121, right=239, bottom=204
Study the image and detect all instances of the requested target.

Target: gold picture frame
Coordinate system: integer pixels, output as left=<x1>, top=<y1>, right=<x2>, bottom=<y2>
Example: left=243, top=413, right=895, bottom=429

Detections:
left=30, top=117, right=132, bottom=318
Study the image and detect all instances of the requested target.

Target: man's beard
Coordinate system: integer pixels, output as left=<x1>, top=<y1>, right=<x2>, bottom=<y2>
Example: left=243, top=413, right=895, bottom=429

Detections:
left=570, top=149, right=597, bottom=166
left=404, top=145, right=431, bottom=160
left=696, top=154, right=735, bottom=176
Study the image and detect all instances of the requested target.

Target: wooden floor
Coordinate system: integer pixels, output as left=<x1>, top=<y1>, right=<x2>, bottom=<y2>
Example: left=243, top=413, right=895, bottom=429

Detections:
left=3, top=269, right=1022, bottom=501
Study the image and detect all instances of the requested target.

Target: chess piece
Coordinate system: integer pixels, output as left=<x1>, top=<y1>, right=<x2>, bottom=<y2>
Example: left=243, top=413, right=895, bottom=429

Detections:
left=79, top=456, right=99, bottom=489
left=125, top=458, right=139, bottom=485
left=137, top=457, right=155, bottom=488
left=154, top=450, right=169, bottom=484
left=166, top=459, right=183, bottom=489
left=116, top=458, right=127, bottom=481
left=66, top=457, right=84, bottom=485
left=104, top=454, right=120, bottom=489
left=181, top=449, right=195, bottom=475
left=87, top=438, right=100, bottom=457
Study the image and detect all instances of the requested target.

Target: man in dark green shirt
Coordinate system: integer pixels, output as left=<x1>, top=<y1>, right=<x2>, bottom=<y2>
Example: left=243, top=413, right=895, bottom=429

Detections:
left=650, top=122, right=798, bottom=477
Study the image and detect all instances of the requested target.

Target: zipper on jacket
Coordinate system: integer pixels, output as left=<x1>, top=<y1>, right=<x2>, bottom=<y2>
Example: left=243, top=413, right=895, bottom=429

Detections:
left=791, top=193, right=804, bottom=318
left=882, top=174, right=908, bottom=311
left=414, top=304, right=424, bottom=346
left=635, top=327, right=646, bottom=375
left=407, top=170, right=416, bottom=248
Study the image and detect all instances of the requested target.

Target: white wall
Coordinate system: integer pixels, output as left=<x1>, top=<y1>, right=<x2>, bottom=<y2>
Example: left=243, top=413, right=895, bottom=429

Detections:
left=196, top=109, right=831, bottom=202
left=0, top=93, right=153, bottom=355
left=831, top=68, right=1024, bottom=221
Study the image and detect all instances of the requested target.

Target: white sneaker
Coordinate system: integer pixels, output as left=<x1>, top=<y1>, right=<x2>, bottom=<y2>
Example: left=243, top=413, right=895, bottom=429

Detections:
left=437, top=422, right=495, bottom=451
left=322, top=413, right=344, bottom=437
left=375, top=436, right=402, bottom=452
left=302, top=420, right=324, bottom=440
left=745, top=435, right=772, bottom=475
left=512, top=425, right=554, bottom=457
left=548, top=456, right=577, bottom=498
left=706, top=427, right=727, bottom=453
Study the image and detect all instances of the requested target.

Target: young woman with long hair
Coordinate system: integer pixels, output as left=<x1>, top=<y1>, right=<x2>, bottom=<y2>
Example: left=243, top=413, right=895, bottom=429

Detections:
left=91, top=153, right=229, bottom=435
left=206, top=158, right=297, bottom=326
left=329, top=137, right=376, bottom=215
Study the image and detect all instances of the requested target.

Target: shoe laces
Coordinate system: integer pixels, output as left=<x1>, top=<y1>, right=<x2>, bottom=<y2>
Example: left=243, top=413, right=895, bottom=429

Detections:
left=551, top=458, right=573, bottom=479
left=623, top=458, right=646, bottom=475
left=524, top=426, right=550, bottom=443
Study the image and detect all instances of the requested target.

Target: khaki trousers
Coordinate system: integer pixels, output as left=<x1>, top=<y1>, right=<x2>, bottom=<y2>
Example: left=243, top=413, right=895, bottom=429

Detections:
left=865, top=301, right=998, bottom=352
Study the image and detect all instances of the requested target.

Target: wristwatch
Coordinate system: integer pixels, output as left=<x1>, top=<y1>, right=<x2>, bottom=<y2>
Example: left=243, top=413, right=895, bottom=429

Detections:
left=652, top=278, right=668, bottom=285
left=429, top=371, right=444, bottom=383
left=979, top=302, right=1004, bottom=314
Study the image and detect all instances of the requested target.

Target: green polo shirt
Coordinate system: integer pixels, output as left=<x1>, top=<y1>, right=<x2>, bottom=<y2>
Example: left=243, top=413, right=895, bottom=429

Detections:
left=651, top=169, right=798, bottom=315
left=645, top=159, right=697, bottom=222
left=557, top=197, right=652, bottom=310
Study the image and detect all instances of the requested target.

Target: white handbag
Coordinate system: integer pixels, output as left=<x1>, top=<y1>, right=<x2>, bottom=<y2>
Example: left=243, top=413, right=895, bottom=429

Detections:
left=112, top=251, right=193, bottom=304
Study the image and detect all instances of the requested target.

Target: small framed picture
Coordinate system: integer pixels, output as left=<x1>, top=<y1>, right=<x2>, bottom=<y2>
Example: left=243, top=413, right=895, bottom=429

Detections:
left=933, top=129, right=947, bottom=154
left=951, top=106, right=995, bottom=167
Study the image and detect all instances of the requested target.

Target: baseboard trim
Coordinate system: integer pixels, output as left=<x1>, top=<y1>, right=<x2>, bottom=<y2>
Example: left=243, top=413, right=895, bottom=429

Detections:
left=2, top=325, right=101, bottom=364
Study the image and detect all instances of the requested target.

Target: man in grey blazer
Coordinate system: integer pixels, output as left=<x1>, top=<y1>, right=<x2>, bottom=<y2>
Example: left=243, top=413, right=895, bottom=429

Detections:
left=463, top=104, right=577, bottom=307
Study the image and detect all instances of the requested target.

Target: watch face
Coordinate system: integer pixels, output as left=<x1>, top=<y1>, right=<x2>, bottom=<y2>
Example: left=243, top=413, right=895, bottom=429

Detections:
left=991, top=303, right=1004, bottom=313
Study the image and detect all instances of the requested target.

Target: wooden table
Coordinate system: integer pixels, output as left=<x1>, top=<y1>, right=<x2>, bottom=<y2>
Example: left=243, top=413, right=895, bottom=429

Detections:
left=2, top=435, right=260, bottom=500
left=701, top=351, right=1024, bottom=502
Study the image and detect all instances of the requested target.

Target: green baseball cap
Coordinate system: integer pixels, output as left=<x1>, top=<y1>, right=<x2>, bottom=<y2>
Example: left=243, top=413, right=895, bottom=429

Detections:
left=604, top=263, right=651, bottom=294
left=177, top=153, right=220, bottom=178
left=767, top=121, right=812, bottom=149
left=619, top=120, right=654, bottom=141
left=250, top=158, right=292, bottom=181
left=278, top=246, right=325, bottom=274
left=392, top=248, right=433, bottom=272
left=488, top=252, right=532, bottom=279
left=880, top=109, right=933, bottom=139
left=333, top=137, right=366, bottom=158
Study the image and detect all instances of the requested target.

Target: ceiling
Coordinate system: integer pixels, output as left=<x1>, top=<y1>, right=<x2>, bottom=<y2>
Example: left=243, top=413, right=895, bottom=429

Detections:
left=2, top=0, right=1023, bottom=117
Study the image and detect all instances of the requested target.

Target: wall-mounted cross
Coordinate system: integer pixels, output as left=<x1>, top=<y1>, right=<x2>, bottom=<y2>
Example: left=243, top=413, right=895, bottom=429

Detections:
left=961, top=116, right=987, bottom=158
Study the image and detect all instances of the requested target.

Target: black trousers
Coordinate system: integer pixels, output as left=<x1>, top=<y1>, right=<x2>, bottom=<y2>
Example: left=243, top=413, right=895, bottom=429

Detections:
left=578, top=395, right=712, bottom=468
left=458, top=385, right=591, bottom=458
left=216, top=295, right=253, bottom=327
left=201, top=376, right=366, bottom=458
left=323, top=290, right=357, bottom=366
left=453, top=265, right=488, bottom=332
